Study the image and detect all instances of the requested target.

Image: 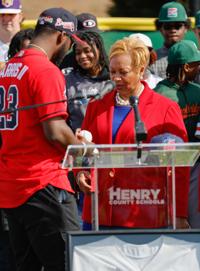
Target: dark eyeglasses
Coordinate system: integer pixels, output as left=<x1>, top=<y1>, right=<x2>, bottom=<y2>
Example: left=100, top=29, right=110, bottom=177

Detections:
left=163, top=23, right=185, bottom=30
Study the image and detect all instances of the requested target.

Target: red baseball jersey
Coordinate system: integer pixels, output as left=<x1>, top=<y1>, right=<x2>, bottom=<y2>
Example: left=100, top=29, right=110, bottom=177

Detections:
left=81, top=82, right=189, bottom=228
left=0, top=48, right=73, bottom=208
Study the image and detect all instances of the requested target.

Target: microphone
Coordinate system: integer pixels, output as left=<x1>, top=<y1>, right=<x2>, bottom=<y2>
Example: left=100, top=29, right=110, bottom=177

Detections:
left=129, top=96, right=147, bottom=142
left=94, top=80, right=116, bottom=100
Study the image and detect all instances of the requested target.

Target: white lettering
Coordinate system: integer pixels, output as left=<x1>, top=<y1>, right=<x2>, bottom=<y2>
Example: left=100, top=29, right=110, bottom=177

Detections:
left=121, top=189, right=130, bottom=200
left=151, top=189, right=160, bottom=200
left=109, top=187, right=121, bottom=200
left=141, top=189, right=150, bottom=200
left=17, top=65, right=28, bottom=80
left=108, top=187, right=165, bottom=205
left=130, top=190, right=140, bottom=200
left=4, top=63, right=22, bottom=77
left=0, top=63, right=28, bottom=79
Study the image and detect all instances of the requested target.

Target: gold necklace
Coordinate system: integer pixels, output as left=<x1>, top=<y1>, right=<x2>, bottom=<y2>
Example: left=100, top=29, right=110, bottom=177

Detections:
left=29, top=43, right=48, bottom=58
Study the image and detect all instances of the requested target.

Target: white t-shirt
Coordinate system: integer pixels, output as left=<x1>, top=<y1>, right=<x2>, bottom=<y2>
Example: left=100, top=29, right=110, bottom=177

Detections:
left=0, top=40, right=9, bottom=62
left=144, top=69, right=162, bottom=89
left=72, top=235, right=200, bottom=271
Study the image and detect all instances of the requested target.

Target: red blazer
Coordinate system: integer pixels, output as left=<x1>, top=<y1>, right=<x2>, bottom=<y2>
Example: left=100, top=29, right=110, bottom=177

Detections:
left=81, top=81, right=189, bottom=228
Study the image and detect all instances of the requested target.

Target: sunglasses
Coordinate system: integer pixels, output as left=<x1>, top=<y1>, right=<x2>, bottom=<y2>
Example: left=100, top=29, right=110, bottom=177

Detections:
left=163, top=23, right=185, bottom=30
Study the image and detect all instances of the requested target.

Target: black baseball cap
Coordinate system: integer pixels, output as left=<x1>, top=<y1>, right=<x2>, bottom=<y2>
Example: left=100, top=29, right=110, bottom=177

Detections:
left=76, top=13, right=101, bottom=32
left=36, top=7, right=83, bottom=43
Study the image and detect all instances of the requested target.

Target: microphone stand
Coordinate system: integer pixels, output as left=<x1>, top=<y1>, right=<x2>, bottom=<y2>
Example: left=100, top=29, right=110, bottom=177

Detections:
left=0, top=99, right=67, bottom=114
left=129, top=96, right=147, bottom=164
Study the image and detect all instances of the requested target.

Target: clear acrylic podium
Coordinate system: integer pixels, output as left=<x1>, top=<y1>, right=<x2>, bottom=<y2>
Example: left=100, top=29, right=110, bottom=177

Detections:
left=62, top=143, right=200, bottom=230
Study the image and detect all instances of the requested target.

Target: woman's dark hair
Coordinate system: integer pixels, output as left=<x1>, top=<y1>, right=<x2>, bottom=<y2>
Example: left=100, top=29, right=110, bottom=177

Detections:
left=8, top=28, right=34, bottom=59
left=72, top=31, right=109, bottom=75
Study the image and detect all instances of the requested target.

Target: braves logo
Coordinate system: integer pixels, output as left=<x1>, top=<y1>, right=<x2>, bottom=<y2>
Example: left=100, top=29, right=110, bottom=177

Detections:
left=2, top=0, right=13, bottom=8
left=55, top=18, right=75, bottom=31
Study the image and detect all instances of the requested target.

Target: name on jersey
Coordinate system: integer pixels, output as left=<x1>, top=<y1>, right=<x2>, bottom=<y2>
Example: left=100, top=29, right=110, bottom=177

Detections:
left=0, top=63, right=28, bottom=80
left=108, top=187, right=165, bottom=205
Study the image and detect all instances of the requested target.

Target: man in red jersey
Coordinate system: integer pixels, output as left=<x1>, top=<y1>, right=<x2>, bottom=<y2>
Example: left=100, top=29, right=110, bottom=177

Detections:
left=0, top=7, right=87, bottom=271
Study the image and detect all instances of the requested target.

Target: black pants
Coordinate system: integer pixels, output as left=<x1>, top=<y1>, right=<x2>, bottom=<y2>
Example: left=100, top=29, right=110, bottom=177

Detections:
left=4, top=185, right=80, bottom=271
left=0, top=231, right=16, bottom=271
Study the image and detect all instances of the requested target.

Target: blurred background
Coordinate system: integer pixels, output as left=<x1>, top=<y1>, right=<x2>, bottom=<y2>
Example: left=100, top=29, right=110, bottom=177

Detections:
left=21, top=0, right=200, bottom=53
left=21, top=0, right=200, bottom=19
left=21, top=0, right=112, bottom=19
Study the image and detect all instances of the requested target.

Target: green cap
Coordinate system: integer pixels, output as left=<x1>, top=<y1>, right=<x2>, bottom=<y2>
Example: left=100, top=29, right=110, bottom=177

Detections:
left=168, top=40, right=200, bottom=65
left=158, top=1, right=188, bottom=23
left=195, top=10, right=200, bottom=27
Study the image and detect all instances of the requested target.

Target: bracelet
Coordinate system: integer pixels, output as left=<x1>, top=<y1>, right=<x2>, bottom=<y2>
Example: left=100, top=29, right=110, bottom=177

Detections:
left=81, top=141, right=87, bottom=157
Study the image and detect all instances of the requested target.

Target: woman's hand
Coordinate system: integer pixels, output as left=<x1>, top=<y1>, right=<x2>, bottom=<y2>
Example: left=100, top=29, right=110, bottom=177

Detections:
left=76, top=170, right=92, bottom=194
left=176, top=217, right=190, bottom=229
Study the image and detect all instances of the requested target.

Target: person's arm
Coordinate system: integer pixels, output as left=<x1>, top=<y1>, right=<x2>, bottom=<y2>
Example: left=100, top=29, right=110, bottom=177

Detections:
left=76, top=171, right=92, bottom=194
left=42, top=116, right=83, bottom=147
left=176, top=217, right=190, bottom=229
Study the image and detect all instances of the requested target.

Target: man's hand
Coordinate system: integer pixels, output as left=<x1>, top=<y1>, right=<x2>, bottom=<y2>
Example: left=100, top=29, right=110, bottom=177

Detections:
left=75, top=128, right=95, bottom=156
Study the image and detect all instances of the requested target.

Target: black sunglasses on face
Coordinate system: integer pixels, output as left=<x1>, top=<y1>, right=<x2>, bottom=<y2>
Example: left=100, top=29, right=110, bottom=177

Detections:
left=163, top=23, right=185, bottom=30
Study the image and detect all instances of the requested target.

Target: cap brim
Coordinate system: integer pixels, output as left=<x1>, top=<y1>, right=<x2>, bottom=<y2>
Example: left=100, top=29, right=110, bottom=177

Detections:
left=71, top=34, right=86, bottom=45
left=192, top=59, right=200, bottom=63
left=0, top=9, right=21, bottom=14
left=158, top=19, right=187, bottom=23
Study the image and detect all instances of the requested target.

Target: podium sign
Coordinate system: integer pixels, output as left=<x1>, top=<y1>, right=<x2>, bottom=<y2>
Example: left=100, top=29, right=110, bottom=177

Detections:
left=62, top=143, right=200, bottom=230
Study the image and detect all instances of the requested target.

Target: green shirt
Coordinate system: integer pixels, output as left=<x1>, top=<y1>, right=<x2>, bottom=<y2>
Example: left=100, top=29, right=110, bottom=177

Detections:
left=154, top=79, right=200, bottom=142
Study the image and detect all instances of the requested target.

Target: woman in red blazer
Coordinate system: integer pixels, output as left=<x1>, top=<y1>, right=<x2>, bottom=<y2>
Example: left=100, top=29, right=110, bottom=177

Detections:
left=77, top=37, right=189, bottom=230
